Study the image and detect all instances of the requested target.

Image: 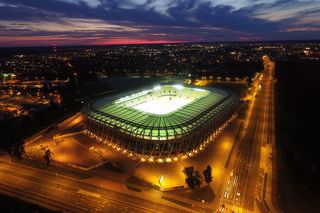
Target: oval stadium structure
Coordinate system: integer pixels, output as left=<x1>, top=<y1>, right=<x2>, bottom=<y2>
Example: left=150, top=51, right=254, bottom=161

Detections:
left=83, top=84, right=239, bottom=162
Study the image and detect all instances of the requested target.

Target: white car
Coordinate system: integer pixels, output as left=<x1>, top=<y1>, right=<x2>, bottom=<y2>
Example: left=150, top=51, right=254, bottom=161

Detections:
left=219, top=204, right=225, bottom=212
left=224, top=191, right=230, bottom=199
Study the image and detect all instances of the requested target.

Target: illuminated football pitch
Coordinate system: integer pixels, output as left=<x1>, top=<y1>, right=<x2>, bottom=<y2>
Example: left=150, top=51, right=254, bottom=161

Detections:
left=132, top=95, right=192, bottom=115
left=127, top=85, right=209, bottom=115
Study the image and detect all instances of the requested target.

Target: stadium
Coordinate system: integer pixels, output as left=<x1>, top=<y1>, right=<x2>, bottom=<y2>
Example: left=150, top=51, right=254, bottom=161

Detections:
left=83, top=84, right=239, bottom=162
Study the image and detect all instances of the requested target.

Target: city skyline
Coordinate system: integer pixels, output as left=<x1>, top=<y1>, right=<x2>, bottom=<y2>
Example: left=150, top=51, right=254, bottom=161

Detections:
left=0, top=0, right=320, bottom=47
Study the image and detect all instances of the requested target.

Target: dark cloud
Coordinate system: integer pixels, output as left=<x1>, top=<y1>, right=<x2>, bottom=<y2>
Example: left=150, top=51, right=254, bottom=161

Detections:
left=0, top=0, right=319, bottom=46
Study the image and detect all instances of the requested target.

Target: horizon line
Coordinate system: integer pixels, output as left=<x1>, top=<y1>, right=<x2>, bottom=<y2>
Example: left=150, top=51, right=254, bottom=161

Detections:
left=1, top=39, right=320, bottom=49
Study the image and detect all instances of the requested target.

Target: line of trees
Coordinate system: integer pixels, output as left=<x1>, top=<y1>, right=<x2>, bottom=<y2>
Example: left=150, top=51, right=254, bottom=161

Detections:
left=40, top=146, right=53, bottom=166
left=183, top=165, right=212, bottom=189
left=10, top=143, right=53, bottom=166
left=10, top=144, right=26, bottom=160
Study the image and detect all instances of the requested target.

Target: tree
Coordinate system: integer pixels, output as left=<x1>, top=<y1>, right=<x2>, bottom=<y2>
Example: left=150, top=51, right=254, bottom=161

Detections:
left=203, top=165, right=213, bottom=185
left=194, top=170, right=203, bottom=187
left=247, top=77, right=253, bottom=87
left=183, top=167, right=195, bottom=189
left=19, top=145, right=27, bottom=159
left=10, top=143, right=26, bottom=160
left=183, top=167, right=203, bottom=188
left=44, top=149, right=53, bottom=166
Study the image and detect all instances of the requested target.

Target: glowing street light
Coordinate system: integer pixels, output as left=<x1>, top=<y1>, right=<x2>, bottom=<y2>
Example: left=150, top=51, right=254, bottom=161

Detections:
left=159, top=175, right=164, bottom=187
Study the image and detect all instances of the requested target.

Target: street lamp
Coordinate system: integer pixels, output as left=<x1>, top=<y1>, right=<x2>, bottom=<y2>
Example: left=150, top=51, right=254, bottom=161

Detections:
left=159, top=175, right=164, bottom=187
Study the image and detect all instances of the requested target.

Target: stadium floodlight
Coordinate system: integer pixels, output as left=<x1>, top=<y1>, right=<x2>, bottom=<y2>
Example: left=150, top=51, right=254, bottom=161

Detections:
left=153, top=85, right=161, bottom=90
left=114, top=90, right=150, bottom=104
left=173, top=84, right=184, bottom=90
left=193, top=88, right=205, bottom=92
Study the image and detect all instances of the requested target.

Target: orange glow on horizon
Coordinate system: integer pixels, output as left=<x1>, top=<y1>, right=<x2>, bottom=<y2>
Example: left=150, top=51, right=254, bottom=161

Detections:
left=0, top=36, right=185, bottom=47
left=95, top=39, right=185, bottom=45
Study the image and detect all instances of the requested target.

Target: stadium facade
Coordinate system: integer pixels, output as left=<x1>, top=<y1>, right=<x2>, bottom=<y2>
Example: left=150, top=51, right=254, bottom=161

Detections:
left=83, top=84, right=239, bottom=162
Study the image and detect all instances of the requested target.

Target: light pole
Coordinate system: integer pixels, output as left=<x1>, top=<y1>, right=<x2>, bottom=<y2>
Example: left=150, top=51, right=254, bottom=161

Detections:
left=159, top=175, right=164, bottom=188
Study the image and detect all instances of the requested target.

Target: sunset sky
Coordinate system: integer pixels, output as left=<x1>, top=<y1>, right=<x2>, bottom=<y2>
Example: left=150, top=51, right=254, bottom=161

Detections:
left=0, top=0, right=319, bottom=46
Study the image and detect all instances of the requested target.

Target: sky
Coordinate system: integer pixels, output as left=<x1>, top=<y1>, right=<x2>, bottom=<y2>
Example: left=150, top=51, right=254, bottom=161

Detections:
left=0, top=0, right=319, bottom=46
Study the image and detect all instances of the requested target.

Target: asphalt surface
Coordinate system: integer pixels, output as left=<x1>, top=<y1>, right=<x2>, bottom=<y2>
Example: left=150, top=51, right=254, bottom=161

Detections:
left=0, top=160, right=188, bottom=213
left=220, top=59, right=275, bottom=212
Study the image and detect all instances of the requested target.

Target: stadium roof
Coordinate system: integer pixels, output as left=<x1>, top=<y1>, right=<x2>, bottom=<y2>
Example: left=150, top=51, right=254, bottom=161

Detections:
left=86, top=84, right=238, bottom=140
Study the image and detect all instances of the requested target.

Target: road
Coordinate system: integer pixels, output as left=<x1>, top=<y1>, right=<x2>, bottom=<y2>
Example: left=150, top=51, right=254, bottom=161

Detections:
left=218, top=56, right=277, bottom=212
left=0, top=160, right=189, bottom=213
